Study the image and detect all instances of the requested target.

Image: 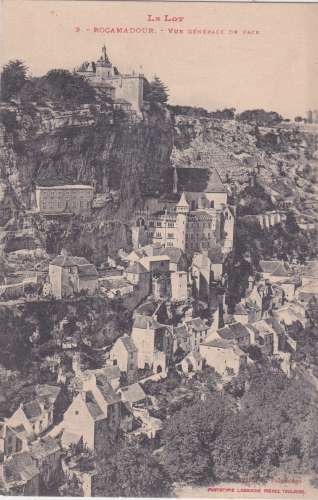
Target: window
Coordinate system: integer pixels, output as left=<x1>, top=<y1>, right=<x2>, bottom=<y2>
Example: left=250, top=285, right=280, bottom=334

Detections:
left=157, top=222, right=162, bottom=227
left=113, top=359, right=117, bottom=366
left=75, top=410, right=79, bottom=415
left=210, top=201, right=214, bottom=208
left=167, top=233, right=174, bottom=238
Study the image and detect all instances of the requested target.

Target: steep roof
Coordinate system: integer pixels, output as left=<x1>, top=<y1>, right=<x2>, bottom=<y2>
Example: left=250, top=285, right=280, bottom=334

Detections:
left=176, top=191, right=189, bottom=207
left=97, top=365, right=121, bottom=380
left=173, top=167, right=226, bottom=194
left=202, top=338, right=235, bottom=349
left=35, top=384, right=60, bottom=402
left=133, top=315, right=165, bottom=330
left=23, top=400, right=42, bottom=421
left=159, top=247, right=186, bottom=265
left=85, top=392, right=105, bottom=421
left=119, top=383, right=146, bottom=404
left=258, top=260, right=288, bottom=275
left=50, top=255, right=90, bottom=268
left=96, top=379, right=121, bottom=405
left=77, top=264, right=99, bottom=278
left=188, top=317, right=208, bottom=332
left=126, top=262, right=148, bottom=274
left=218, top=322, right=251, bottom=341
left=119, top=334, right=137, bottom=353
left=4, top=451, right=39, bottom=484
left=30, top=437, right=60, bottom=459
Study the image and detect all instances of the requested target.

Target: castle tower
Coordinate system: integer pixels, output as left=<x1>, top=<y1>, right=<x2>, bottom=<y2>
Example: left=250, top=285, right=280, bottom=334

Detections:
left=175, top=192, right=189, bottom=251
left=96, top=45, right=115, bottom=80
left=173, top=166, right=178, bottom=194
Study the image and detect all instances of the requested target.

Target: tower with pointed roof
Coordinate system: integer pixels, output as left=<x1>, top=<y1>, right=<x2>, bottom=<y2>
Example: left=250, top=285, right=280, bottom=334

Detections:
left=175, top=192, right=189, bottom=251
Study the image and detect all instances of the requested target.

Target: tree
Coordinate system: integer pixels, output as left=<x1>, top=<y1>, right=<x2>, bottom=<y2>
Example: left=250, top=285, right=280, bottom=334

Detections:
left=1, top=60, right=28, bottom=101
left=161, top=394, right=233, bottom=483
left=95, top=440, right=172, bottom=496
left=146, top=76, right=169, bottom=104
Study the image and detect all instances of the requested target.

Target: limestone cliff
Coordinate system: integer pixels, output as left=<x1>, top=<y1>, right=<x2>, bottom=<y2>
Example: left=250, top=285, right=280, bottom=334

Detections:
left=0, top=102, right=173, bottom=259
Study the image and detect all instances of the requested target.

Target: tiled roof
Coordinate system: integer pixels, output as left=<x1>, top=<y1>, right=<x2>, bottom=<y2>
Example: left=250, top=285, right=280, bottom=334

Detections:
left=188, top=317, right=208, bottom=332
left=120, top=335, right=137, bottom=353
left=218, top=322, right=251, bottom=340
left=202, top=338, right=236, bottom=349
left=126, top=262, right=148, bottom=274
left=135, top=300, right=158, bottom=316
left=133, top=315, right=164, bottom=330
left=119, top=383, right=146, bottom=404
left=30, top=437, right=60, bottom=459
left=35, top=384, right=60, bottom=402
left=96, top=380, right=121, bottom=405
left=171, top=167, right=226, bottom=194
left=259, top=260, right=285, bottom=274
left=77, top=264, right=98, bottom=278
left=23, top=400, right=42, bottom=420
left=50, top=255, right=90, bottom=268
left=159, top=246, right=185, bottom=265
left=4, top=452, right=39, bottom=484
left=85, top=392, right=105, bottom=421
left=96, top=365, right=121, bottom=380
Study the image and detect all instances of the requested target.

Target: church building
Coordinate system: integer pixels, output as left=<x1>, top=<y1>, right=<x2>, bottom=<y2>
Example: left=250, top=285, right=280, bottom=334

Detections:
left=133, top=166, right=235, bottom=256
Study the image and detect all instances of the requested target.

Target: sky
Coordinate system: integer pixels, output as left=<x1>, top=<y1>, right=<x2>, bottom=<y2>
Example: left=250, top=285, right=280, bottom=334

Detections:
left=2, top=0, right=318, bottom=118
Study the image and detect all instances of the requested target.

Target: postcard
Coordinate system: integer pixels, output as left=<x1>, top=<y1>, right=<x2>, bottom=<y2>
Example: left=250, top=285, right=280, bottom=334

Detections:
left=0, top=1, right=318, bottom=498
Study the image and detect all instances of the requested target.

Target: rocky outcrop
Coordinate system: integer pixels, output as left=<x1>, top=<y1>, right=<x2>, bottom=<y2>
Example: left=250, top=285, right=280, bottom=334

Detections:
left=0, top=102, right=174, bottom=258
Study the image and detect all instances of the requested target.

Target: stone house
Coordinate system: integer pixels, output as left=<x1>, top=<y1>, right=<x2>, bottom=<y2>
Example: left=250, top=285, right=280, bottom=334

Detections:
left=184, top=317, right=209, bottom=351
left=200, top=339, right=247, bottom=377
left=49, top=254, right=98, bottom=299
left=109, top=334, right=138, bottom=375
left=0, top=451, right=40, bottom=495
left=233, top=302, right=262, bottom=325
left=217, top=322, right=251, bottom=349
left=117, top=383, right=147, bottom=410
left=7, top=399, right=54, bottom=440
left=170, top=271, right=188, bottom=302
left=0, top=422, right=28, bottom=460
left=62, top=374, right=121, bottom=451
left=29, top=437, right=61, bottom=491
left=179, top=351, right=203, bottom=374
left=131, top=315, right=172, bottom=373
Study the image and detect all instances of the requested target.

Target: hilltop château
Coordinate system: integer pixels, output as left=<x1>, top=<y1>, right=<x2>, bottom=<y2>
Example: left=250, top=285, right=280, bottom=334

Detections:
left=76, top=45, right=144, bottom=114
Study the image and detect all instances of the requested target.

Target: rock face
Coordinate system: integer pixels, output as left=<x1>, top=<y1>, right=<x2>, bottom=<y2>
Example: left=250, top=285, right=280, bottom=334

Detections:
left=0, top=103, right=174, bottom=258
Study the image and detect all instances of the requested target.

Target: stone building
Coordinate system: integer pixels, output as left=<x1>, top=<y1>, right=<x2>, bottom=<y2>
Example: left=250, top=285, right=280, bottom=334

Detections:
left=62, top=373, right=121, bottom=450
left=131, top=315, right=172, bottom=373
left=133, top=167, right=235, bottom=256
left=35, top=184, right=94, bottom=215
left=76, top=46, right=144, bottom=114
left=49, top=254, right=98, bottom=299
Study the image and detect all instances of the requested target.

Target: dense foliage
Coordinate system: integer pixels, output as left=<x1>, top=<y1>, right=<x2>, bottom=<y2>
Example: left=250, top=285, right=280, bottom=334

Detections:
left=1, top=60, right=28, bottom=101
left=161, top=365, right=318, bottom=485
left=19, top=69, right=96, bottom=106
left=144, top=76, right=169, bottom=104
left=237, top=109, right=283, bottom=126
left=95, top=440, right=172, bottom=496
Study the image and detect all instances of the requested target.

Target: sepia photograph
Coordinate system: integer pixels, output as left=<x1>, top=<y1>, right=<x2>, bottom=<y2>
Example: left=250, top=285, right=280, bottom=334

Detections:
left=0, top=0, right=318, bottom=498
